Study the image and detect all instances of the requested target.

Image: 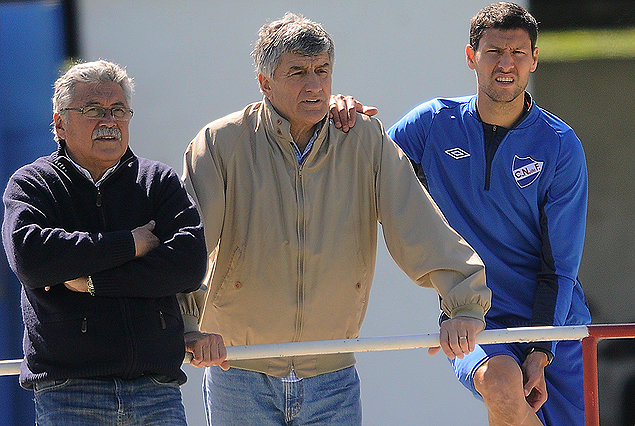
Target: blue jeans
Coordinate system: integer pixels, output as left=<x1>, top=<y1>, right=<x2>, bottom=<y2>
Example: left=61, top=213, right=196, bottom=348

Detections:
left=33, top=376, right=187, bottom=426
left=203, top=366, right=362, bottom=425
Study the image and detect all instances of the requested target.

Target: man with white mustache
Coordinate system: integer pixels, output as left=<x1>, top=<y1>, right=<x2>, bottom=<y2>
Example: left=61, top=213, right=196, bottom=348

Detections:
left=2, top=60, right=207, bottom=425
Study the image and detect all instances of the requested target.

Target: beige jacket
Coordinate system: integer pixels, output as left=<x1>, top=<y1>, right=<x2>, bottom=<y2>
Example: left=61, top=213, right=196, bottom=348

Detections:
left=178, top=98, right=490, bottom=378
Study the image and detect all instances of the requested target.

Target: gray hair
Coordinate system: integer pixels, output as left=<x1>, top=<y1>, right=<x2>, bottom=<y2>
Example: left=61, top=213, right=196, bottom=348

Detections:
left=52, top=60, right=134, bottom=141
left=53, top=60, right=134, bottom=112
left=252, top=12, right=335, bottom=79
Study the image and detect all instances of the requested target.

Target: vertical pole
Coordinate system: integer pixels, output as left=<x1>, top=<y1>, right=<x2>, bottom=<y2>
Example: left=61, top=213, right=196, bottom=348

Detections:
left=582, top=335, right=599, bottom=426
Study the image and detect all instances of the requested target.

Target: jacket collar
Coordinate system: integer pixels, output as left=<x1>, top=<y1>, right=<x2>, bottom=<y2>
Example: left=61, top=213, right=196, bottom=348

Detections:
left=53, top=141, right=136, bottom=184
left=467, top=92, right=539, bottom=130
left=260, top=97, right=329, bottom=161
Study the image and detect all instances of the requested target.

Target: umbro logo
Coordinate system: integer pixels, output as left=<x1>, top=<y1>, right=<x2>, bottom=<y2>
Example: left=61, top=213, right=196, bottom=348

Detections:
left=445, top=147, right=471, bottom=159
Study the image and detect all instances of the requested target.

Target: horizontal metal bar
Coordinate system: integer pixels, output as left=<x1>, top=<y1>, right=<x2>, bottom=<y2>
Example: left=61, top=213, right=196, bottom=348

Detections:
left=0, top=359, right=22, bottom=377
left=0, top=324, right=597, bottom=376
left=224, top=325, right=590, bottom=361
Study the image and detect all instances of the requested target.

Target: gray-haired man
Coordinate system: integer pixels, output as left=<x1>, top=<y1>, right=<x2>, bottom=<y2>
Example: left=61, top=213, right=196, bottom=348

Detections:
left=179, top=13, right=491, bottom=426
left=2, top=60, right=207, bottom=426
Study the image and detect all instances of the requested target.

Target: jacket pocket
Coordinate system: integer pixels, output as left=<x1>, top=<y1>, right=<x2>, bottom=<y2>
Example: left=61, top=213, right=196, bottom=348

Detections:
left=211, top=246, right=243, bottom=307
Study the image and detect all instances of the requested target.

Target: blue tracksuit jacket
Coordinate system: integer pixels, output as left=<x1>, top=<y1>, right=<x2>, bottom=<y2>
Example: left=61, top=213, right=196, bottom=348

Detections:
left=388, top=94, right=591, bottom=358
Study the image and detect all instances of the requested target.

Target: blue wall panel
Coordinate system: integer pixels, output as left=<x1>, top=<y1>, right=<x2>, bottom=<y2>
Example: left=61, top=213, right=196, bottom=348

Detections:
left=0, top=2, right=67, bottom=425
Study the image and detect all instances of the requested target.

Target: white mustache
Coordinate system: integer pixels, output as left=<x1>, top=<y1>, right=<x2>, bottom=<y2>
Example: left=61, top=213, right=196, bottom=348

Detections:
left=92, top=127, right=122, bottom=139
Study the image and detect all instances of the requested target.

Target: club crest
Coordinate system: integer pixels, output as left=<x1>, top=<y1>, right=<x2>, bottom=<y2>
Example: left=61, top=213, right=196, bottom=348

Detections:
left=512, top=155, right=543, bottom=188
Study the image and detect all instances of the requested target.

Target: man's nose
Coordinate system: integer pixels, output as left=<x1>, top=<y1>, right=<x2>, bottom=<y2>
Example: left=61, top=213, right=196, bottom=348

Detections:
left=304, top=72, right=321, bottom=91
left=98, top=110, right=118, bottom=124
left=498, top=51, right=514, bottom=70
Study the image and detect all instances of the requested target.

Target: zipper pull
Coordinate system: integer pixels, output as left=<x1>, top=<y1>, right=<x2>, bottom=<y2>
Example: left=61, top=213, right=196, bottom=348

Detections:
left=81, top=317, right=88, bottom=333
left=159, top=311, right=167, bottom=330
left=96, top=188, right=102, bottom=208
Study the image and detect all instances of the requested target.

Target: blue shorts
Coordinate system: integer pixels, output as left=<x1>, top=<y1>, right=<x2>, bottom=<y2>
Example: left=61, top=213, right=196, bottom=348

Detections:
left=451, top=339, right=585, bottom=426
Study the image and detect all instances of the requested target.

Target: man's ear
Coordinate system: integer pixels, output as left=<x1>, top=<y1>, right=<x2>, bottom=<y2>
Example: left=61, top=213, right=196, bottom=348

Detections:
left=530, top=46, right=539, bottom=73
left=53, top=113, right=66, bottom=140
left=466, top=44, right=477, bottom=70
left=258, top=73, right=272, bottom=99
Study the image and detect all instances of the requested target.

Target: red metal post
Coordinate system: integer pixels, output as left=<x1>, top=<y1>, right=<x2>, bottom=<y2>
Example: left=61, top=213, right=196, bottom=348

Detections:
left=587, top=323, right=635, bottom=339
left=582, top=324, right=635, bottom=426
left=583, top=335, right=599, bottom=426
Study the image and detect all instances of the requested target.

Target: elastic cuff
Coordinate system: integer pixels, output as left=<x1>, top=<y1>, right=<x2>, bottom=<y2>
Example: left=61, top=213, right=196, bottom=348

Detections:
left=181, top=314, right=200, bottom=334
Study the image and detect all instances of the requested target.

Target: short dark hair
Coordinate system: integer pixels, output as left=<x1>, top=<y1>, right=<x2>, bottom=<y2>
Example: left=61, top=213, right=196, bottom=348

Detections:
left=469, top=2, right=538, bottom=51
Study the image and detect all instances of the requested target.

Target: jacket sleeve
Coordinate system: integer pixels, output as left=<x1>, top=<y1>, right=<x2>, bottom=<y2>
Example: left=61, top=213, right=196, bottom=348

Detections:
left=529, top=130, right=588, bottom=355
left=92, top=166, right=208, bottom=298
left=178, top=125, right=227, bottom=332
left=2, top=164, right=206, bottom=298
left=374, top=122, right=491, bottom=322
left=178, top=282, right=209, bottom=333
left=2, top=168, right=135, bottom=290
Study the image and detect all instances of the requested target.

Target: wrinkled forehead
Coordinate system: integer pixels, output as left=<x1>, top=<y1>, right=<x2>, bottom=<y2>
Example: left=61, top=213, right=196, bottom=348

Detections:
left=275, top=51, right=332, bottom=72
left=71, top=82, right=128, bottom=106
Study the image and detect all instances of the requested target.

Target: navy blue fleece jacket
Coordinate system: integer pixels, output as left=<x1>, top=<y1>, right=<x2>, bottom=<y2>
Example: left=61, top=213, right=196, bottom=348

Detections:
left=2, top=144, right=206, bottom=388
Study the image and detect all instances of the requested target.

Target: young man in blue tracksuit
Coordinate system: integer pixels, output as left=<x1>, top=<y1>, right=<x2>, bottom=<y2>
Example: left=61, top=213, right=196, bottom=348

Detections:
left=386, top=3, right=591, bottom=426
left=331, top=2, right=591, bottom=425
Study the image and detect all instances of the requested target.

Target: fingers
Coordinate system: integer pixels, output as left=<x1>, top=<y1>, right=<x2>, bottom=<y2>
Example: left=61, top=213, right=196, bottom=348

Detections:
left=329, top=94, right=345, bottom=130
left=342, top=95, right=358, bottom=131
left=132, top=220, right=160, bottom=257
left=437, top=317, right=484, bottom=359
left=524, top=380, right=547, bottom=411
left=521, top=352, right=548, bottom=411
left=63, top=276, right=89, bottom=293
left=337, top=94, right=355, bottom=132
left=185, top=331, right=229, bottom=369
left=329, top=94, right=379, bottom=133
left=329, top=94, right=361, bottom=133
left=427, top=346, right=441, bottom=356
left=439, top=329, right=471, bottom=359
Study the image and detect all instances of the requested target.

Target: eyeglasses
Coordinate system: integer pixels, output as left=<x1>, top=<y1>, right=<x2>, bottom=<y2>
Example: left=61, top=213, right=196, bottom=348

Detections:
left=61, top=106, right=134, bottom=121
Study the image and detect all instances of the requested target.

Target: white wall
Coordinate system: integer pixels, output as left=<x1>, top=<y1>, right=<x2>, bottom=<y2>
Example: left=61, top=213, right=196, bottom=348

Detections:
left=76, top=1, right=520, bottom=424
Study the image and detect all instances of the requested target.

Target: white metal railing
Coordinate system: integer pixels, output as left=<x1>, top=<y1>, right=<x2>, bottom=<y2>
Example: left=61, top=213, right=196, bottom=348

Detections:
left=223, top=325, right=589, bottom=360
left=3, top=323, right=635, bottom=426
left=0, top=325, right=589, bottom=376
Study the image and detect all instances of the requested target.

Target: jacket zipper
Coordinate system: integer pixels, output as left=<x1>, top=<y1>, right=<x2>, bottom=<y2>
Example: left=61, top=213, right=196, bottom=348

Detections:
left=484, top=125, right=496, bottom=191
left=95, top=187, right=107, bottom=228
left=93, top=157, right=135, bottom=227
left=484, top=124, right=507, bottom=191
left=159, top=311, right=167, bottom=329
left=293, top=164, right=305, bottom=346
left=72, top=154, right=139, bottom=367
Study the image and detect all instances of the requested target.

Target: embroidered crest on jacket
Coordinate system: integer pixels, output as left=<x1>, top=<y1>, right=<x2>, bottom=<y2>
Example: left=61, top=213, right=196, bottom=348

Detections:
left=512, top=155, right=543, bottom=188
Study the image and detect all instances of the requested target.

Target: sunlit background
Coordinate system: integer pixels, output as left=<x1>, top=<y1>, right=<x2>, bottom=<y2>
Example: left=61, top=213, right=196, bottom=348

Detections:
left=1, top=1, right=634, bottom=424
